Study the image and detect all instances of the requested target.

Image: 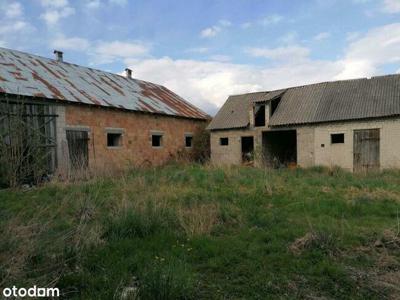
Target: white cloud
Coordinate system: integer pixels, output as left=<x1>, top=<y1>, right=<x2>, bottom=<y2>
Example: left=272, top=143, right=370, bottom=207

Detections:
left=259, top=14, right=283, bottom=26
left=279, top=31, right=298, bottom=44
left=200, top=27, right=219, bottom=38
left=93, top=41, right=150, bottom=64
left=5, top=2, right=22, bottom=18
left=123, top=22, right=400, bottom=114
left=241, top=22, right=252, bottom=29
left=51, top=35, right=90, bottom=51
left=86, top=0, right=101, bottom=9
left=200, top=20, right=231, bottom=38
left=382, top=0, right=400, bottom=13
left=0, top=1, right=34, bottom=43
left=209, top=55, right=231, bottom=62
left=336, top=23, right=400, bottom=79
left=39, top=0, right=75, bottom=26
left=314, top=32, right=331, bottom=41
left=346, top=31, right=360, bottom=41
left=109, top=0, right=127, bottom=6
left=40, top=0, right=69, bottom=8
left=40, top=7, right=75, bottom=25
left=0, top=21, right=28, bottom=35
left=246, top=46, right=310, bottom=63
left=127, top=57, right=340, bottom=114
left=186, top=47, right=209, bottom=54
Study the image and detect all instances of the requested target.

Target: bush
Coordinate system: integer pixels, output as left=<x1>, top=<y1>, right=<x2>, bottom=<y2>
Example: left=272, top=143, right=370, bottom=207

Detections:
left=191, top=126, right=210, bottom=163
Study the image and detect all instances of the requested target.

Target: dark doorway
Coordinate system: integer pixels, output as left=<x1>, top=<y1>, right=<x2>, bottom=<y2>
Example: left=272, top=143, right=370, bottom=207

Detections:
left=241, top=136, right=254, bottom=164
left=263, top=130, right=297, bottom=168
left=353, top=129, right=380, bottom=172
left=66, top=130, right=89, bottom=169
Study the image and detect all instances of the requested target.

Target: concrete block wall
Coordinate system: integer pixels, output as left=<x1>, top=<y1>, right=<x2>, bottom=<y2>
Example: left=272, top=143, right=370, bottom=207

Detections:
left=296, top=127, right=315, bottom=168
left=63, top=104, right=206, bottom=170
left=210, top=128, right=263, bottom=166
left=297, top=118, right=400, bottom=171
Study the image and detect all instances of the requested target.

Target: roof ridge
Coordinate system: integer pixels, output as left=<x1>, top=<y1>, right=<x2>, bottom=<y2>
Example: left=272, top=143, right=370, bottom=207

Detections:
left=227, top=73, right=400, bottom=98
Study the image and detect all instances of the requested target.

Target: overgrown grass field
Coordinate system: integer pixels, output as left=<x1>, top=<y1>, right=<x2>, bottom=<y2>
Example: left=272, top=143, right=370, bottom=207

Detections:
left=1, top=165, right=400, bottom=299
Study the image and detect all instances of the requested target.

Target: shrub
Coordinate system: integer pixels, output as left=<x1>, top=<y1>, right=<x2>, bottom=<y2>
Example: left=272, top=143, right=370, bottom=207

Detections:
left=191, top=126, right=210, bottom=164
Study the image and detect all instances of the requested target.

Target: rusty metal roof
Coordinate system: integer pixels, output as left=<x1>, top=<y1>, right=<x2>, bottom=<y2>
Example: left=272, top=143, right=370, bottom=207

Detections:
left=0, top=47, right=207, bottom=119
left=209, top=74, right=400, bottom=130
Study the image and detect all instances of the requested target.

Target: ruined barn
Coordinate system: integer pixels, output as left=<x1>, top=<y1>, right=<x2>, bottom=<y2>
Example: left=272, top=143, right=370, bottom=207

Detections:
left=0, top=47, right=207, bottom=184
left=207, top=75, right=400, bottom=172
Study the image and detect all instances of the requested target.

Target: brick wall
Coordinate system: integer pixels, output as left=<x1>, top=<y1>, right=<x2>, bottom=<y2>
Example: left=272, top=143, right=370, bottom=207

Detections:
left=64, top=104, right=206, bottom=169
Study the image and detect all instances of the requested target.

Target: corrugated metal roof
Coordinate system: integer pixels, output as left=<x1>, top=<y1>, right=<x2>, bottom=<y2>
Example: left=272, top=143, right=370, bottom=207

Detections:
left=209, top=74, right=400, bottom=130
left=270, top=75, right=400, bottom=126
left=0, top=47, right=207, bottom=120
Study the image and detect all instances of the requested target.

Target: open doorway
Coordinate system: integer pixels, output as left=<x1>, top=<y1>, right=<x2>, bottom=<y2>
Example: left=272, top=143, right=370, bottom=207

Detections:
left=262, top=130, right=297, bottom=168
left=241, top=136, right=254, bottom=165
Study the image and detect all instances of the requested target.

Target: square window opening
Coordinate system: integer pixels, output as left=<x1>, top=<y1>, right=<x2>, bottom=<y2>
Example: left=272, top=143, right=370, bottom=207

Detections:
left=331, top=133, right=345, bottom=144
left=107, top=133, right=122, bottom=147
left=185, top=135, right=193, bottom=148
left=152, top=134, right=163, bottom=147
left=220, top=137, right=229, bottom=146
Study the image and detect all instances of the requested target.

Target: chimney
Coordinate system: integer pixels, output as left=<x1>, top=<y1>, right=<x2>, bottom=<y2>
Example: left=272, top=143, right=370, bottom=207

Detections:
left=125, top=68, right=132, bottom=79
left=54, top=50, right=63, bottom=62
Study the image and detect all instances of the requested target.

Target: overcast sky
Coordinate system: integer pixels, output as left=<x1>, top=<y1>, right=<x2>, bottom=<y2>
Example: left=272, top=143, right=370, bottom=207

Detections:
left=1, top=0, right=400, bottom=115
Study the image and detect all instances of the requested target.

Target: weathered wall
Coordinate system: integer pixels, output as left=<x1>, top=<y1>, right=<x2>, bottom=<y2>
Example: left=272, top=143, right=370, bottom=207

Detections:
left=296, top=127, right=315, bottom=168
left=211, top=118, right=400, bottom=171
left=306, top=118, right=400, bottom=171
left=210, top=128, right=262, bottom=166
left=64, top=104, right=206, bottom=169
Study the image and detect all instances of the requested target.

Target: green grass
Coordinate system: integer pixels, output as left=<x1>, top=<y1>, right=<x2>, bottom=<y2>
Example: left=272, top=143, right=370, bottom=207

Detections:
left=1, top=164, right=400, bottom=299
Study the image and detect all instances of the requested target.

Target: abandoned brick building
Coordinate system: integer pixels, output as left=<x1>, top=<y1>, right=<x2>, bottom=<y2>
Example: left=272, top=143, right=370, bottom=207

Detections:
left=0, top=47, right=208, bottom=176
left=207, top=75, right=400, bottom=172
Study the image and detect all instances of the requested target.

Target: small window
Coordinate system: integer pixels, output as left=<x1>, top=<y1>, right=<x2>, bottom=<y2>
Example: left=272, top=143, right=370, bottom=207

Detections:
left=107, top=133, right=122, bottom=147
left=185, top=135, right=193, bottom=148
left=152, top=134, right=163, bottom=147
left=220, top=137, right=229, bottom=146
left=331, top=133, right=344, bottom=144
left=254, top=105, right=266, bottom=127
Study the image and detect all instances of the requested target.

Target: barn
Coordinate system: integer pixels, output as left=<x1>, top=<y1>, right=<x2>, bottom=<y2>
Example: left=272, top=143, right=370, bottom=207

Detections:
left=207, top=75, right=400, bottom=172
left=0, top=47, right=207, bottom=183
